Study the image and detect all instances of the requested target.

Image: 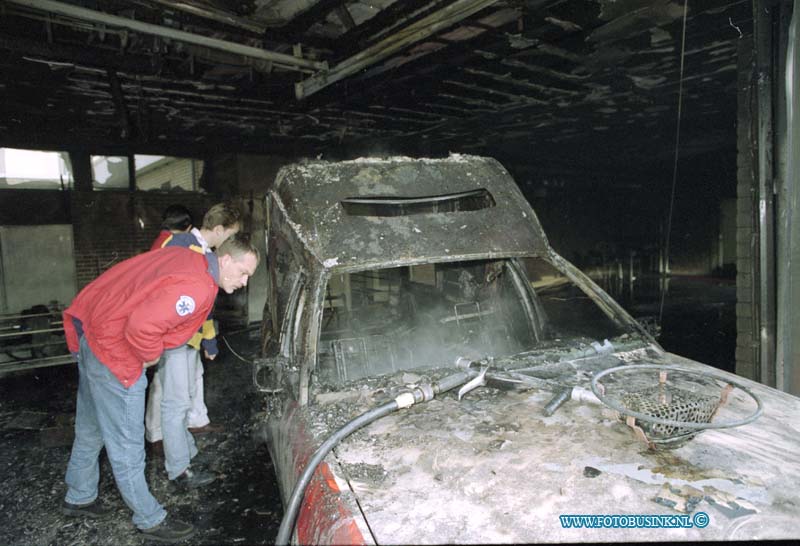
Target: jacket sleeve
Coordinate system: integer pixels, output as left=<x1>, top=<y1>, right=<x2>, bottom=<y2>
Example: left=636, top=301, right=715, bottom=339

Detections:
left=187, top=317, right=217, bottom=353
left=123, top=278, right=214, bottom=363
left=201, top=336, right=219, bottom=357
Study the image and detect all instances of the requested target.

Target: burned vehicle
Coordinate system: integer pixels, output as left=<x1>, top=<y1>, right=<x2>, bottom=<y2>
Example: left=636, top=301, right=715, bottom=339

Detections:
left=255, top=155, right=799, bottom=544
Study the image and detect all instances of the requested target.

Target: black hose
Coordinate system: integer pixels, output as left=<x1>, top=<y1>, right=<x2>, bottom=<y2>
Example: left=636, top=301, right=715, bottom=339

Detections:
left=275, top=369, right=479, bottom=545
left=275, top=400, right=399, bottom=545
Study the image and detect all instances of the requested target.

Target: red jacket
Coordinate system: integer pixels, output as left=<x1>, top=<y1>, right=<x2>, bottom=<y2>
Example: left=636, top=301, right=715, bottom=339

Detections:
left=63, top=246, right=219, bottom=388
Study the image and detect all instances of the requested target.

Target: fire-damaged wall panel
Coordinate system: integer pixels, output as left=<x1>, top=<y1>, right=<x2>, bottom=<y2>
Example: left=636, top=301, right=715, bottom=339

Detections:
left=0, top=225, right=76, bottom=314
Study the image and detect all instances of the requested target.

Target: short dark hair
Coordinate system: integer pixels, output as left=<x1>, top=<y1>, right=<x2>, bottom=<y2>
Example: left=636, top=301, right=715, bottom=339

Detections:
left=202, top=202, right=242, bottom=230
left=161, top=204, right=193, bottom=232
left=217, top=232, right=260, bottom=265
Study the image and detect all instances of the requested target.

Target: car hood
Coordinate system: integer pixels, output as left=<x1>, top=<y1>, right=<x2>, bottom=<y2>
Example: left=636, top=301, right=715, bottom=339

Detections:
left=325, top=351, right=800, bottom=544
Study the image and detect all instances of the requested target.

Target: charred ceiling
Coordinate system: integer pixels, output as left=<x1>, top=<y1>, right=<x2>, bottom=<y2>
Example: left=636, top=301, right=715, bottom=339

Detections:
left=0, top=0, right=753, bottom=180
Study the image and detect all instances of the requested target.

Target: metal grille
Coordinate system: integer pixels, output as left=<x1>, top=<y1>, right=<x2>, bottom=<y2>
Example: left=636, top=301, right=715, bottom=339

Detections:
left=621, top=386, right=720, bottom=446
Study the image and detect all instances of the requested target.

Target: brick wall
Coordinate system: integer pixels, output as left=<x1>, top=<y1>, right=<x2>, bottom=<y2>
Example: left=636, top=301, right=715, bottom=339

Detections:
left=735, top=38, right=758, bottom=380
left=71, top=191, right=213, bottom=288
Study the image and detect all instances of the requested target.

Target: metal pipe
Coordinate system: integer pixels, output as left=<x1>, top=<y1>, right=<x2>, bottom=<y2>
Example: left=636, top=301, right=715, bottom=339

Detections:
left=543, top=387, right=572, bottom=417
left=753, top=1, right=777, bottom=386
left=0, top=234, right=7, bottom=314
left=0, top=327, right=64, bottom=338
left=7, top=0, right=327, bottom=72
left=0, top=354, right=75, bottom=373
left=295, top=0, right=499, bottom=99
left=0, top=312, right=61, bottom=320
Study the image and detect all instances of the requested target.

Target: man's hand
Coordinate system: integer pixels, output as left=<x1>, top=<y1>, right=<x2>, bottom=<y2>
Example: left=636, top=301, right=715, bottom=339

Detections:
left=143, top=358, right=160, bottom=368
left=204, top=349, right=217, bottom=361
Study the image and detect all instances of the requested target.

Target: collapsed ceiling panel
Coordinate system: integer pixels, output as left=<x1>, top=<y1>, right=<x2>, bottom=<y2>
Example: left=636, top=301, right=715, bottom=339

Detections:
left=0, top=0, right=752, bottom=180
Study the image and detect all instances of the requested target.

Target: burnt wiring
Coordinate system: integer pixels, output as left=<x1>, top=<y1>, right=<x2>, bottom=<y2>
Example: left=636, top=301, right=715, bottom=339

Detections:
left=659, top=0, right=689, bottom=324
left=221, top=335, right=255, bottom=364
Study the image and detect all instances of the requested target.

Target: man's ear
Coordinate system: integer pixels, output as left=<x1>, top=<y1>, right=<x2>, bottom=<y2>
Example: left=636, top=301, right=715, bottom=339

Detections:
left=218, top=253, right=232, bottom=268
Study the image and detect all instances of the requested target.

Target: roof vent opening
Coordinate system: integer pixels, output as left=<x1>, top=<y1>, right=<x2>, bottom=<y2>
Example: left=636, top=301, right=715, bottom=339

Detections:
left=341, top=189, right=495, bottom=217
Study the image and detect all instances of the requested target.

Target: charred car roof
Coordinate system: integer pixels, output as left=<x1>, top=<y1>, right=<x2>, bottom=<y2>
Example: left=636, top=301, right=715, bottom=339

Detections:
left=272, top=154, right=551, bottom=271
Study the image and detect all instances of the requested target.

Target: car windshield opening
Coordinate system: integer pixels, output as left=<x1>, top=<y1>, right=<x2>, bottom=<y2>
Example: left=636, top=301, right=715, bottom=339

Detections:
left=317, top=257, right=632, bottom=385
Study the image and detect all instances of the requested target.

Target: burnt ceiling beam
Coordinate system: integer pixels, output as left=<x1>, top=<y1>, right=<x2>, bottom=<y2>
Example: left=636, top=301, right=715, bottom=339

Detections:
left=5, top=0, right=326, bottom=72
left=440, top=78, right=544, bottom=105
left=460, top=67, right=582, bottom=99
left=330, top=8, right=537, bottom=106
left=345, top=0, right=743, bottom=110
left=334, top=5, right=356, bottom=31
left=335, top=0, right=442, bottom=57
left=140, top=0, right=267, bottom=34
left=0, top=33, right=156, bottom=73
left=295, top=0, right=501, bottom=99
left=278, top=0, right=349, bottom=36
left=106, top=68, right=133, bottom=141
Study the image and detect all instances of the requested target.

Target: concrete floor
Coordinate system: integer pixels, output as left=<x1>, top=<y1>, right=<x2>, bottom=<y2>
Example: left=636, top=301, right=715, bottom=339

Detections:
left=0, top=329, right=282, bottom=545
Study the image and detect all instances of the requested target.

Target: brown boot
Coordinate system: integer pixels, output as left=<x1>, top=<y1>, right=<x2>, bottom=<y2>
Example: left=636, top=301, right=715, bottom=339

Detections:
left=147, top=440, right=164, bottom=458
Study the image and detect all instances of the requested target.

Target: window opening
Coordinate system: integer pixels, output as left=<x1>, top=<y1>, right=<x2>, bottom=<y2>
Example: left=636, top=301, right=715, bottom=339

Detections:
left=135, top=155, right=202, bottom=191
left=0, top=148, right=73, bottom=189
left=340, top=188, right=495, bottom=217
left=91, top=155, right=129, bottom=190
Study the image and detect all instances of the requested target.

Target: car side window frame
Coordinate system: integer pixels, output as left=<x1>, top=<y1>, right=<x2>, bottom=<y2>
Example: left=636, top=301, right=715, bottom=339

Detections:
left=506, top=258, right=544, bottom=343
left=280, top=271, right=306, bottom=359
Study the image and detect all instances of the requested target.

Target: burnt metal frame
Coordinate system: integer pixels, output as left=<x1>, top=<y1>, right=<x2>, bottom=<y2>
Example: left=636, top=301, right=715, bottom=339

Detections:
left=753, top=0, right=778, bottom=387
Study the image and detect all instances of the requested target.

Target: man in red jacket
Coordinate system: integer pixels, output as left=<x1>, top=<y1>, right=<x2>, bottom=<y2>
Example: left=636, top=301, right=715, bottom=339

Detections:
left=61, top=233, right=259, bottom=543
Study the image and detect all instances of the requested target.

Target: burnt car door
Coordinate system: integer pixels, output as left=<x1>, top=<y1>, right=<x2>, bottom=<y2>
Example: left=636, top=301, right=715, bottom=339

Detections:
left=256, top=271, right=307, bottom=393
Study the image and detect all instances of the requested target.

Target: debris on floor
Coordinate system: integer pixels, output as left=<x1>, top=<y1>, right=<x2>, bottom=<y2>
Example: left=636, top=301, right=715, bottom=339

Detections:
left=0, top=331, right=282, bottom=545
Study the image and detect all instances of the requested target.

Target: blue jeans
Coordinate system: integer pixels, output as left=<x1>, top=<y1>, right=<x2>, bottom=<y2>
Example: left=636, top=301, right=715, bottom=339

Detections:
left=158, top=346, right=198, bottom=480
left=64, top=336, right=167, bottom=530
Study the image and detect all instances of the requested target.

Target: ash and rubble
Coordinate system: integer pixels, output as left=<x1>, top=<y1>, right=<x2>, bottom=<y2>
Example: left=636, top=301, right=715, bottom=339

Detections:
left=0, top=330, right=282, bottom=546
left=317, top=359, right=792, bottom=544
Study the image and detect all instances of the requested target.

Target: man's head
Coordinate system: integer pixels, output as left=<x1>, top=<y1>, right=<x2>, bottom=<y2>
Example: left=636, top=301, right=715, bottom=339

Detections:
left=202, top=202, right=242, bottom=248
left=216, top=233, right=260, bottom=294
left=161, top=204, right=193, bottom=233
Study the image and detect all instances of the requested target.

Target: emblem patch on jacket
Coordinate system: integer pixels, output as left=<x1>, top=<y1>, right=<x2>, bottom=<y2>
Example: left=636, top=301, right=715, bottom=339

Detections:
left=176, top=295, right=196, bottom=316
